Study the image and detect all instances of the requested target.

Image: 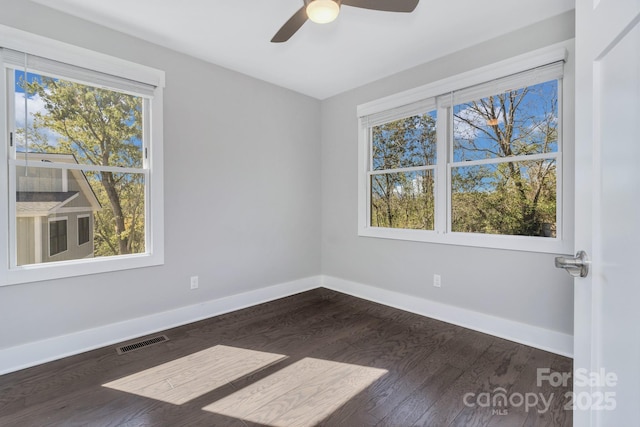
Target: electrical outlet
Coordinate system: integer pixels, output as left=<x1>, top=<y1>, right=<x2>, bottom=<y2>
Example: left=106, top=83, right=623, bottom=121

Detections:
left=433, top=274, right=441, bottom=288
left=190, top=276, right=199, bottom=290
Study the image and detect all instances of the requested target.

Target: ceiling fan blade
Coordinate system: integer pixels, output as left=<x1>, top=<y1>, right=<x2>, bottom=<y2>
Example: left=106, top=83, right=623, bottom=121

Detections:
left=271, top=6, right=309, bottom=43
left=340, top=0, right=419, bottom=13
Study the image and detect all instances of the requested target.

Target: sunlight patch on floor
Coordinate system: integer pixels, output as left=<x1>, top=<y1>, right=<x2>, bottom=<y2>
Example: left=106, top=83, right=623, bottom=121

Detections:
left=202, top=357, right=388, bottom=427
left=102, top=345, right=287, bottom=405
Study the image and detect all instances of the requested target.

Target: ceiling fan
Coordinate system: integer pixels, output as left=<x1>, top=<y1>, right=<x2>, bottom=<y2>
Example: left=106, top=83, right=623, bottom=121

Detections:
left=271, top=0, right=420, bottom=43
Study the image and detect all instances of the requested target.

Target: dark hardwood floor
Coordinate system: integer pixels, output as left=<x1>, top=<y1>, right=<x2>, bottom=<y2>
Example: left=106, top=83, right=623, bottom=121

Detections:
left=0, top=288, right=572, bottom=426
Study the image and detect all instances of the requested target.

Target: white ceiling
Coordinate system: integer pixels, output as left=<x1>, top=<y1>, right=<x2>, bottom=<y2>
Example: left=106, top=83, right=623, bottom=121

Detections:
left=31, top=0, right=574, bottom=100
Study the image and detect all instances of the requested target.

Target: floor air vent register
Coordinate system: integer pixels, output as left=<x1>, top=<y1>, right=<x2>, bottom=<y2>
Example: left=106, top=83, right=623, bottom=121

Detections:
left=116, top=335, right=169, bottom=355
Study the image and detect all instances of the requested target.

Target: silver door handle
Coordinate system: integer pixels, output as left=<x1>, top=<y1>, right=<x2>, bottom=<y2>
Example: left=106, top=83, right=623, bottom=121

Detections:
left=555, top=250, right=589, bottom=278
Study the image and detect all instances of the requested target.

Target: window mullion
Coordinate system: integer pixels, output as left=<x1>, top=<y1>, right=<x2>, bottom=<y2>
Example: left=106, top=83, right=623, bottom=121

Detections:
left=435, top=105, right=449, bottom=234
left=369, top=164, right=436, bottom=175
left=8, top=161, right=17, bottom=268
left=143, top=98, right=150, bottom=169
left=5, top=65, right=16, bottom=269
left=366, top=126, right=373, bottom=228
left=449, top=152, right=558, bottom=168
left=8, top=159, right=145, bottom=175
left=555, top=78, right=564, bottom=242
left=6, top=67, right=16, bottom=158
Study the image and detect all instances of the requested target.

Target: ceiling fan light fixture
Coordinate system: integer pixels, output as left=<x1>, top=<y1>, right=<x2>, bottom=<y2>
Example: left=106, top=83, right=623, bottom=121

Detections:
left=306, top=0, right=340, bottom=24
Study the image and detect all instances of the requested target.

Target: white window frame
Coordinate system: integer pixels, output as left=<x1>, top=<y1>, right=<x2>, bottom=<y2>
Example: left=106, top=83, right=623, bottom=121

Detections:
left=48, top=216, right=69, bottom=257
left=0, top=25, right=165, bottom=285
left=77, top=214, right=90, bottom=246
left=357, top=42, right=574, bottom=254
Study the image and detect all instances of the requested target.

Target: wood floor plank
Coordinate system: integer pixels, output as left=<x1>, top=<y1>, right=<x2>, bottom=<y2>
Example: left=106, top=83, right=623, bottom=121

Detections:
left=448, top=342, right=533, bottom=427
left=0, top=288, right=573, bottom=427
left=319, top=315, right=463, bottom=425
left=522, top=354, right=573, bottom=427
left=236, top=362, right=356, bottom=425
left=269, top=363, right=387, bottom=427
left=413, top=340, right=530, bottom=427
left=326, top=327, right=496, bottom=426
left=374, top=362, right=464, bottom=426
left=104, top=345, right=287, bottom=405
left=203, top=357, right=333, bottom=416
left=484, top=348, right=556, bottom=427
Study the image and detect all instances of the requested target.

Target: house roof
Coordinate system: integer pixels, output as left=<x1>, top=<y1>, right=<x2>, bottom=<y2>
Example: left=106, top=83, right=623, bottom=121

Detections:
left=15, top=152, right=102, bottom=215
left=17, top=191, right=79, bottom=203
left=16, top=191, right=79, bottom=217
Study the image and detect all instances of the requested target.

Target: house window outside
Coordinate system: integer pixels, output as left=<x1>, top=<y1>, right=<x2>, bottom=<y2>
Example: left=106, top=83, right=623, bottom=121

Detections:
left=357, top=48, right=572, bottom=253
left=1, top=29, right=165, bottom=286
left=78, top=215, right=90, bottom=246
left=49, top=218, right=67, bottom=256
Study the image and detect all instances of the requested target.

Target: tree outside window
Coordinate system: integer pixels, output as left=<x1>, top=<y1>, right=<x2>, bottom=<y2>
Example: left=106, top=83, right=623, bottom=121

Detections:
left=451, top=80, right=558, bottom=237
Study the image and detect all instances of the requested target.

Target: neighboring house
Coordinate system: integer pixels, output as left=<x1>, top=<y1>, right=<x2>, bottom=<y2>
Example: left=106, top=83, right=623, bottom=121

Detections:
left=15, top=152, right=101, bottom=266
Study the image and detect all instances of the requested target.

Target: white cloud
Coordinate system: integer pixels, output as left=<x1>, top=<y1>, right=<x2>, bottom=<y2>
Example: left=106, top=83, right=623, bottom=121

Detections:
left=14, top=92, right=48, bottom=127
left=454, top=106, right=503, bottom=140
left=14, top=92, right=61, bottom=146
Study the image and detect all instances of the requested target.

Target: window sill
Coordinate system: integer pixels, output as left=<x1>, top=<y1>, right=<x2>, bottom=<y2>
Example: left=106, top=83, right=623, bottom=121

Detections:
left=2, top=252, right=164, bottom=286
left=358, top=226, right=572, bottom=254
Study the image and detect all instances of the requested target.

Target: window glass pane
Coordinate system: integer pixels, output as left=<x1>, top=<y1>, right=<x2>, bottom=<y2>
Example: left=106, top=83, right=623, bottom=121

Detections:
left=453, top=80, right=558, bottom=162
left=78, top=216, right=90, bottom=245
left=372, top=111, right=437, bottom=170
left=15, top=164, right=145, bottom=266
left=14, top=69, right=143, bottom=168
left=451, top=160, right=556, bottom=237
left=370, top=170, right=435, bottom=230
left=49, top=219, right=67, bottom=256
left=87, top=171, right=145, bottom=257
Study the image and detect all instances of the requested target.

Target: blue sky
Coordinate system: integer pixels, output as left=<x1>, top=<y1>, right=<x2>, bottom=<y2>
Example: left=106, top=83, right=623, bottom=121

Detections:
left=14, top=70, right=42, bottom=93
left=14, top=70, right=61, bottom=149
left=370, top=80, right=558, bottom=171
left=453, top=80, right=558, bottom=162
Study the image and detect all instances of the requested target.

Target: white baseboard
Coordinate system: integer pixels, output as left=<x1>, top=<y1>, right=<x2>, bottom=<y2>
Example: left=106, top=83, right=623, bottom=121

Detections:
left=0, top=273, right=572, bottom=376
left=0, top=275, right=321, bottom=376
left=321, top=275, right=573, bottom=358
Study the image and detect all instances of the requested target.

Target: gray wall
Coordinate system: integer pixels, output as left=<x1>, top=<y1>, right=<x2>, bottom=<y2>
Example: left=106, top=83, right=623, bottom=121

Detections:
left=0, top=0, right=321, bottom=349
left=320, top=11, right=576, bottom=335
left=0, top=0, right=575, bottom=356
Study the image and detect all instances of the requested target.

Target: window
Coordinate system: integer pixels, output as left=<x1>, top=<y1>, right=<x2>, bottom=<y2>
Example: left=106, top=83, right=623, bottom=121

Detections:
left=49, top=218, right=68, bottom=256
left=370, top=110, right=437, bottom=230
left=358, top=46, right=573, bottom=253
left=448, top=79, right=559, bottom=238
left=78, top=215, right=90, bottom=246
left=1, top=27, right=165, bottom=285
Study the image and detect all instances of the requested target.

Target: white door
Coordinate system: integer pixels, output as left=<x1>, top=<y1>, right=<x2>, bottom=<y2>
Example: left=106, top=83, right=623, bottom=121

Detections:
left=573, top=0, right=640, bottom=425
